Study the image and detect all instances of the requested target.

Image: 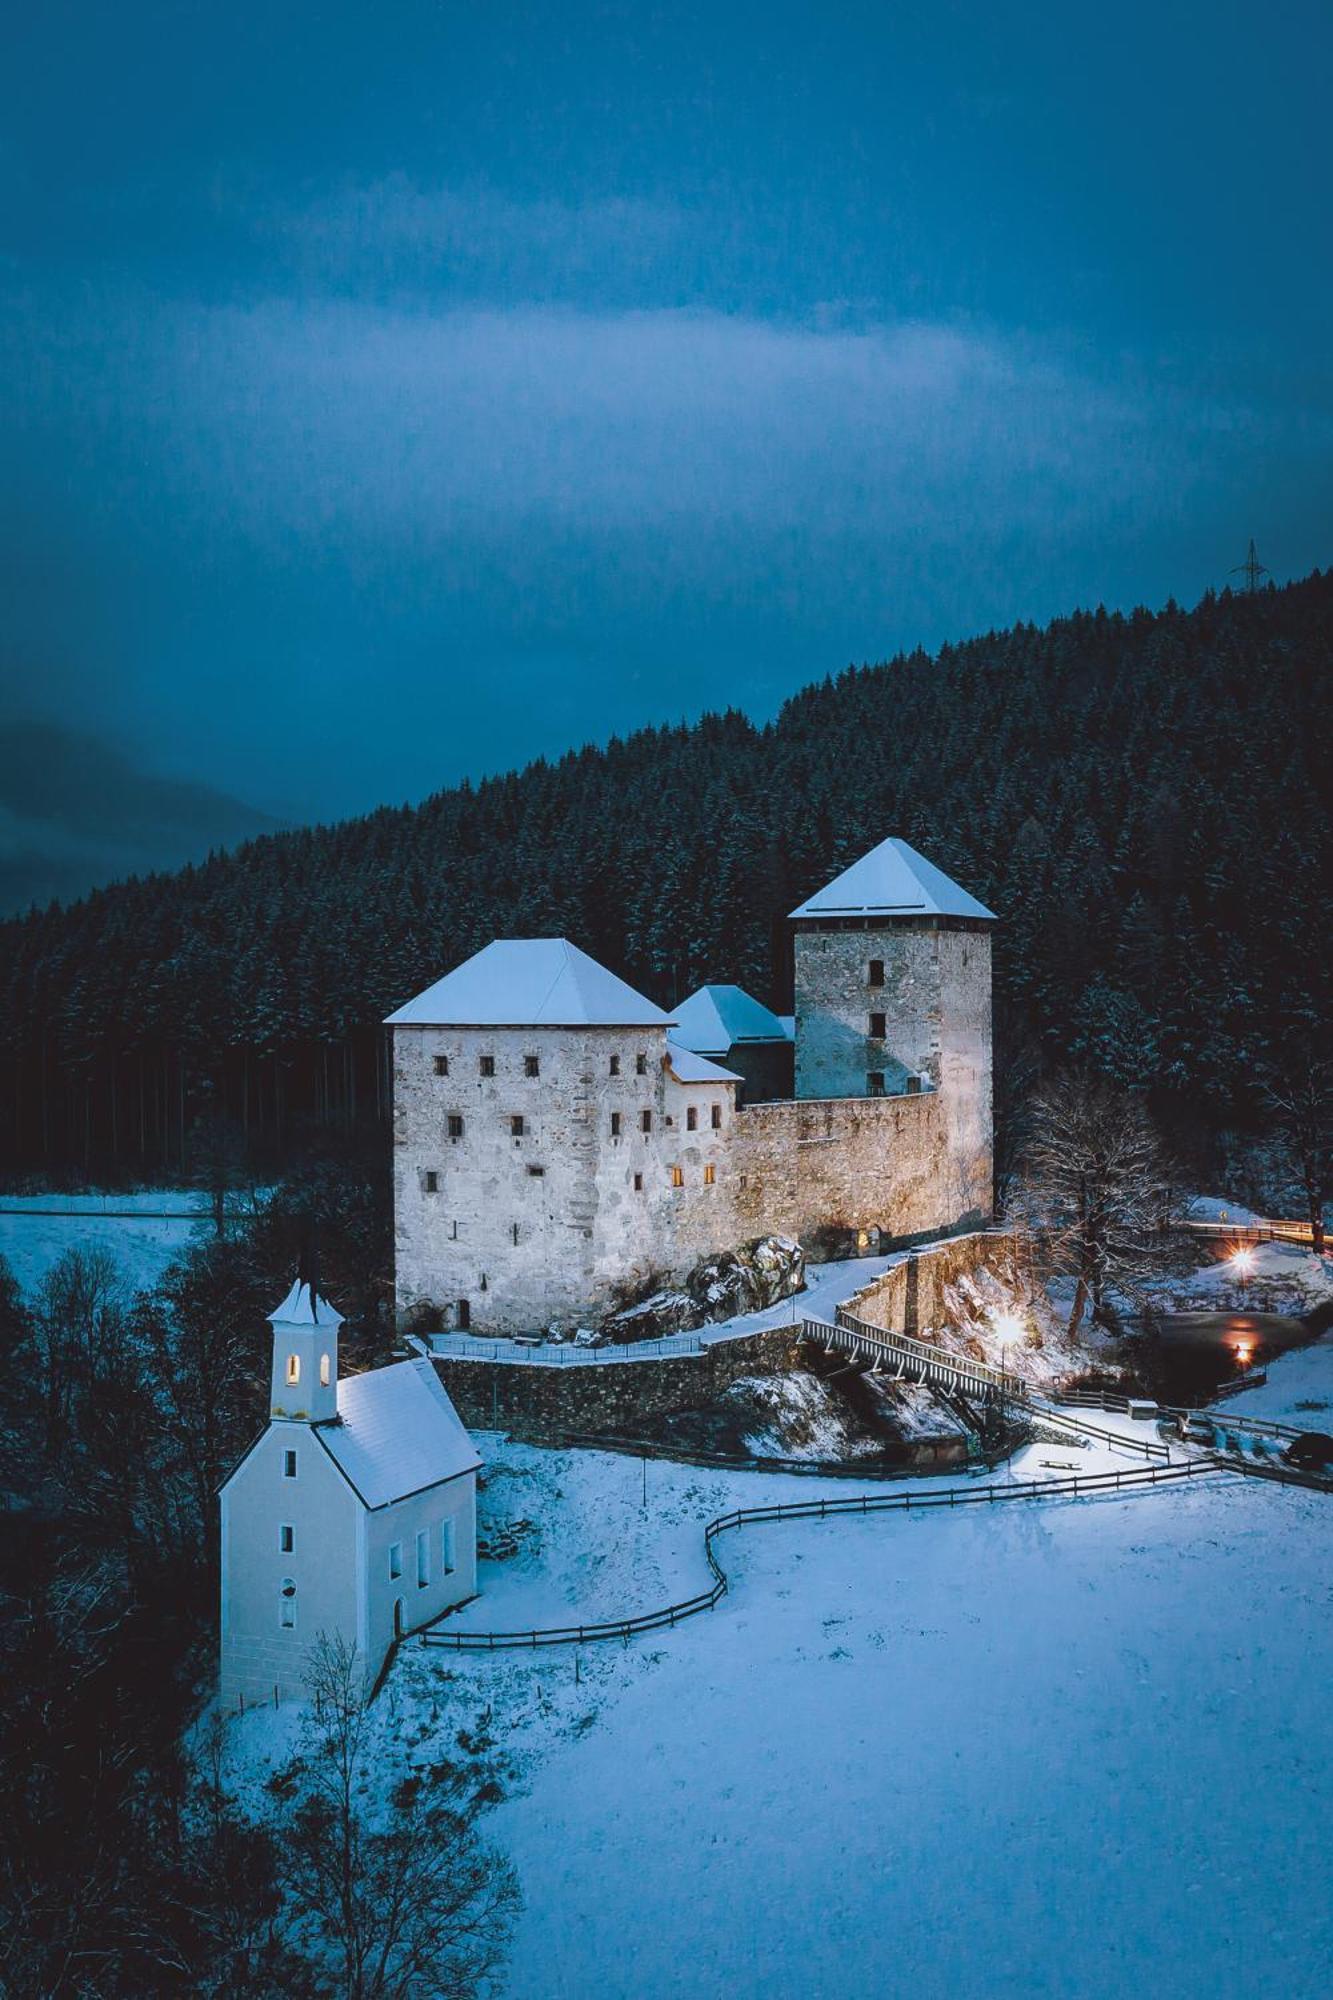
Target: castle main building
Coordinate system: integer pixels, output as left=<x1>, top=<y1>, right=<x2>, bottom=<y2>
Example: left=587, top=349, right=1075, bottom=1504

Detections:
left=388, top=837, right=994, bottom=1335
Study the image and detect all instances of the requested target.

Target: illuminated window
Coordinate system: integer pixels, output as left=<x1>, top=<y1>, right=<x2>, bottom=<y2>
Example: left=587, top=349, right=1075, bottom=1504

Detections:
left=869, top=959, right=885, bottom=987
left=285, top=1353, right=300, bottom=1386
left=433, top=1054, right=449, bottom=1076
left=869, top=1012, right=887, bottom=1039
left=319, top=1353, right=331, bottom=1387
left=704, top=1163, right=716, bottom=1187
left=670, top=1166, right=684, bottom=1188
left=686, top=1106, right=698, bottom=1131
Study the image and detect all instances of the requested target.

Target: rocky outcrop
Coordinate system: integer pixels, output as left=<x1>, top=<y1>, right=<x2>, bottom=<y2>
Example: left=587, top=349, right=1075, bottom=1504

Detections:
left=602, top=1234, right=806, bottom=1343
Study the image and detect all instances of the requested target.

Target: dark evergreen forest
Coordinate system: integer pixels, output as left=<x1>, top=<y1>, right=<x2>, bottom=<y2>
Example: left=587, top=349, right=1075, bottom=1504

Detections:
left=4, top=572, right=1329, bottom=1185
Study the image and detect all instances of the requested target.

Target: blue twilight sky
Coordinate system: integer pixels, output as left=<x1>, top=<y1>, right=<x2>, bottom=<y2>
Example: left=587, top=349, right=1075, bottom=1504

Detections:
left=1, top=0, right=1330, bottom=825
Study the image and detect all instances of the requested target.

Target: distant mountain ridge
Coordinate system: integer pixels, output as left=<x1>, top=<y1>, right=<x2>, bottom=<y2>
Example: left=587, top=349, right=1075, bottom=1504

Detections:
left=0, top=720, right=279, bottom=914
left=1, top=572, right=1329, bottom=1179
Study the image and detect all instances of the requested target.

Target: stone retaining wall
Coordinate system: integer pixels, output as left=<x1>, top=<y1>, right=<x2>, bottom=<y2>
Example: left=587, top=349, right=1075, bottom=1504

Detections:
left=842, top=1229, right=1018, bottom=1338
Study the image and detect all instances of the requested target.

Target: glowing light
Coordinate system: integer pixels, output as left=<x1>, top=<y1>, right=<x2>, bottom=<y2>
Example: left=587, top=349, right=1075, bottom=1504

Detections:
left=991, top=1310, right=1024, bottom=1343
left=1232, top=1248, right=1257, bottom=1278
left=1234, top=1341, right=1253, bottom=1368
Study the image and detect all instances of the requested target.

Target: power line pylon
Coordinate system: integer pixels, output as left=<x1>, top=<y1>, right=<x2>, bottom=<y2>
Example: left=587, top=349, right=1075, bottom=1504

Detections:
left=1230, top=538, right=1269, bottom=592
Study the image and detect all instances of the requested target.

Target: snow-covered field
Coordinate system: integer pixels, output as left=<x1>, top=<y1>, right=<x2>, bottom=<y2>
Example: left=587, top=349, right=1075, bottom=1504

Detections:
left=227, top=1334, right=1333, bottom=2000
left=0, top=1189, right=215, bottom=1296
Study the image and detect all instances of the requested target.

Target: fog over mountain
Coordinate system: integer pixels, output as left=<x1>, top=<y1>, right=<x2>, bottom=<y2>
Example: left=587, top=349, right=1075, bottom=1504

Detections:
left=0, top=719, right=279, bottom=913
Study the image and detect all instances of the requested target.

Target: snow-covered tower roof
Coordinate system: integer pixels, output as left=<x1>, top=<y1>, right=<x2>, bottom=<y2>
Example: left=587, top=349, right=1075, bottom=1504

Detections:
left=385, top=937, right=673, bottom=1028
left=789, top=837, right=996, bottom=922
left=671, top=983, right=792, bottom=1055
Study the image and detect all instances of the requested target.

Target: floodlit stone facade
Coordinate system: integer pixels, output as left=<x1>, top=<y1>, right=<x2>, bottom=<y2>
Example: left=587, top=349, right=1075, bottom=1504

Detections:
left=389, top=840, right=996, bottom=1334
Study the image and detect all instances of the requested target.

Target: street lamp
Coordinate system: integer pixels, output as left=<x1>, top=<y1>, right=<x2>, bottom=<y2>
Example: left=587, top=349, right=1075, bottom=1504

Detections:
left=1232, top=1247, right=1256, bottom=1300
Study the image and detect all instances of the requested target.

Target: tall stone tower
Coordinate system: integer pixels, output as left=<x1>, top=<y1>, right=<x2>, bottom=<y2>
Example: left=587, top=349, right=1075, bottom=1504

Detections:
left=790, top=837, right=995, bottom=1224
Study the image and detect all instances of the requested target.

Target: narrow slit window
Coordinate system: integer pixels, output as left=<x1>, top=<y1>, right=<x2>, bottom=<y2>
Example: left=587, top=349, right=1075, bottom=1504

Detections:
left=633, top=1172, right=644, bottom=1192
left=416, top=1529, right=430, bottom=1588
left=441, top=1518, right=457, bottom=1574
left=635, top=1053, right=647, bottom=1076
left=711, top=1103, right=721, bottom=1130
left=389, top=1541, right=403, bottom=1580
left=704, top=1163, right=716, bottom=1187
left=610, top=1110, right=622, bottom=1137
left=609, top=1053, right=621, bottom=1076
left=283, top=1449, right=297, bottom=1479
left=285, top=1353, right=300, bottom=1386
left=670, top=1165, right=684, bottom=1189
left=279, top=1579, right=296, bottom=1628
left=641, top=1109, right=652, bottom=1133
left=279, top=1524, right=294, bottom=1553
left=686, top=1105, right=698, bottom=1131
left=319, top=1353, right=331, bottom=1386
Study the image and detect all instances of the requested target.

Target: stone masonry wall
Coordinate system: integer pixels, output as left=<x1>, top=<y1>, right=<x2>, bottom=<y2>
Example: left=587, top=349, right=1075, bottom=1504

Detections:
left=728, top=1091, right=950, bottom=1245
left=842, top=1230, right=1016, bottom=1339
left=794, top=920, right=942, bottom=1100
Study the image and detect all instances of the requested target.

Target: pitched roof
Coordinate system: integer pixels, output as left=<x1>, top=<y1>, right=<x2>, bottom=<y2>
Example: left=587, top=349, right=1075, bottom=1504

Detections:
left=665, top=1035, right=741, bottom=1085
left=319, top=1359, right=481, bottom=1509
left=268, top=1280, right=344, bottom=1329
left=671, top=983, right=790, bottom=1054
left=385, top=938, right=673, bottom=1029
left=789, top=837, right=996, bottom=922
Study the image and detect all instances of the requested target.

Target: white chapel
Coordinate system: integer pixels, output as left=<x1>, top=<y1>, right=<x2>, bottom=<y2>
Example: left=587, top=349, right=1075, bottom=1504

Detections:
left=219, top=1275, right=480, bottom=1710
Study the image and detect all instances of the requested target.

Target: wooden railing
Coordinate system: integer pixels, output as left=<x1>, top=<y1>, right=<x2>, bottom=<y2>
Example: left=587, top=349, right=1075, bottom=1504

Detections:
left=420, top=1458, right=1225, bottom=1653
left=817, top=1311, right=1025, bottom=1400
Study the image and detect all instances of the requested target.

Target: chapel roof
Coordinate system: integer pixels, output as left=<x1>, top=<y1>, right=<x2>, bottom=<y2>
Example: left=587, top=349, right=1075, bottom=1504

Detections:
left=789, top=837, right=996, bottom=922
left=319, top=1359, right=481, bottom=1509
left=385, top=938, right=672, bottom=1029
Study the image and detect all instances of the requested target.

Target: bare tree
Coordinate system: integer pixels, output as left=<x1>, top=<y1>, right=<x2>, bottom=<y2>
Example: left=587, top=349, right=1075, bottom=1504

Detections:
left=1017, top=1074, right=1173, bottom=1335
left=284, top=1635, right=520, bottom=2000
left=1263, top=1056, right=1330, bottom=1255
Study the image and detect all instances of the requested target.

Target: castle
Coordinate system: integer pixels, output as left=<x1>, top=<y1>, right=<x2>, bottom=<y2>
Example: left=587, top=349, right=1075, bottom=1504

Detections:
left=387, top=836, right=995, bottom=1335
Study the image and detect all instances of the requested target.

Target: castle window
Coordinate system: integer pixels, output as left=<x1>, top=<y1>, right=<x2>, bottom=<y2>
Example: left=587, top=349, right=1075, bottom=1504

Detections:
left=670, top=1166, right=684, bottom=1189
left=609, top=1054, right=621, bottom=1076
left=686, top=1106, right=698, bottom=1132
left=441, top=1518, right=457, bottom=1574
left=450, top=1219, right=458, bottom=1239
left=869, top=959, right=885, bottom=987
left=869, top=1012, right=887, bottom=1039
left=711, top=1103, right=721, bottom=1130
left=433, top=1054, right=449, bottom=1076
left=424, top=1170, right=439, bottom=1193
left=524, top=1054, right=540, bottom=1077
left=285, top=1353, right=300, bottom=1386
left=448, top=1115, right=464, bottom=1141
left=480, top=1055, right=495, bottom=1078
left=389, top=1542, right=403, bottom=1580
left=280, top=1524, right=294, bottom=1553
left=283, top=1449, right=297, bottom=1478
left=611, top=1111, right=622, bottom=1137
left=511, top=1115, right=525, bottom=1137
left=319, top=1353, right=331, bottom=1386
left=867, top=1071, right=886, bottom=1097
left=279, top=1579, right=297, bottom=1628
left=633, top=1172, right=644, bottom=1192
left=416, top=1529, right=430, bottom=1588
left=457, top=1298, right=470, bottom=1330
left=641, top=1109, right=652, bottom=1133
left=511, top=1222, right=520, bottom=1244
left=635, top=1053, right=647, bottom=1076
left=527, top=1163, right=545, bottom=1177
left=704, top=1163, right=716, bottom=1187
left=906, top=1074, right=922, bottom=1095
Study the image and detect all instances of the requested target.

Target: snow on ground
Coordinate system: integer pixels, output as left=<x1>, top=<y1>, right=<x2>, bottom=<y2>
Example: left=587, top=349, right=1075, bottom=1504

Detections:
left=1185, top=1193, right=1265, bottom=1224
left=0, top=1189, right=214, bottom=1296
left=1141, top=1237, right=1333, bottom=1316
left=733, top=1371, right=888, bottom=1459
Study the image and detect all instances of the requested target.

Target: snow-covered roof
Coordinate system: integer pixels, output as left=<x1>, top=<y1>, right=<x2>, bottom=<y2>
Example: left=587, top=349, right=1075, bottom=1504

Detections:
left=671, top=983, right=790, bottom=1054
left=789, top=837, right=996, bottom=922
left=268, top=1280, right=344, bottom=1328
left=666, top=1035, right=741, bottom=1085
left=385, top=938, right=673, bottom=1029
left=320, top=1359, right=480, bottom=1509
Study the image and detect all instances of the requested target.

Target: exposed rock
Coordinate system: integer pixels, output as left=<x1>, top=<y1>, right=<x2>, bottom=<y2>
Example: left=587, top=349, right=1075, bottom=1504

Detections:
left=602, top=1234, right=806, bottom=1342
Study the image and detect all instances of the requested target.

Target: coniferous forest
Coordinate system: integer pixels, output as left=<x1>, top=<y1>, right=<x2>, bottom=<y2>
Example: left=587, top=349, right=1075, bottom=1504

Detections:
left=3, top=572, right=1329, bottom=1188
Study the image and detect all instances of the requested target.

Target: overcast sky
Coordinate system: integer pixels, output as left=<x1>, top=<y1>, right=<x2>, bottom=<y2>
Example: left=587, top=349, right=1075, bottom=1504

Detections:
left=2, top=1, right=1329, bottom=824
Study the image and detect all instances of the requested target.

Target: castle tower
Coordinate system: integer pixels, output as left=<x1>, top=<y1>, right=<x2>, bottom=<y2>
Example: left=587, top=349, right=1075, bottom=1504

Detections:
left=267, top=1276, right=342, bottom=1424
left=790, top=837, right=995, bottom=1224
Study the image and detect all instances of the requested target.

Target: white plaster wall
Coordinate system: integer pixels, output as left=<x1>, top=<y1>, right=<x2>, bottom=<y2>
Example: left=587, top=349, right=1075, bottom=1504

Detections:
left=220, top=1426, right=361, bottom=1710
left=361, top=1472, right=478, bottom=1672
